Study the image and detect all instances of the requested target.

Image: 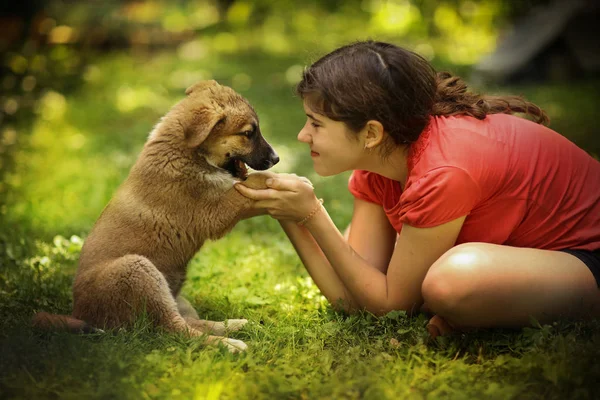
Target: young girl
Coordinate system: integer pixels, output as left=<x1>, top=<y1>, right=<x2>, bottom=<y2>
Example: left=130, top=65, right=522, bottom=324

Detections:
left=234, top=40, right=600, bottom=337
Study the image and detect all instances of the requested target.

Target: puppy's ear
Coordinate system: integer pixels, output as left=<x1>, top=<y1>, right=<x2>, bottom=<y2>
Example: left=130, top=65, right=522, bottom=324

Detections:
left=185, top=80, right=219, bottom=96
left=185, top=109, right=226, bottom=148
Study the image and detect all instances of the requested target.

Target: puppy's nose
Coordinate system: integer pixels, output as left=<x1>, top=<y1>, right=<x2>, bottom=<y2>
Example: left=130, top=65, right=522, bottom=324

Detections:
left=270, top=153, right=280, bottom=166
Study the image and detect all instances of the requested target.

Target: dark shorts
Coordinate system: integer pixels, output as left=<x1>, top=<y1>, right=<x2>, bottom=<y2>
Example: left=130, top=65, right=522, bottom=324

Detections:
left=560, top=249, right=600, bottom=287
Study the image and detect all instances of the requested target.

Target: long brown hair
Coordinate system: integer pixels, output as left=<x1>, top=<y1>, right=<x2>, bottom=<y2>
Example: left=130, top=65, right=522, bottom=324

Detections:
left=297, top=41, right=549, bottom=155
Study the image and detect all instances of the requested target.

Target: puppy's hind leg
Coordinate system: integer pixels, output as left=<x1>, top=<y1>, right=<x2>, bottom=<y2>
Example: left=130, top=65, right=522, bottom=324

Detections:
left=75, top=256, right=247, bottom=352
left=109, top=257, right=247, bottom=352
left=176, top=295, right=248, bottom=336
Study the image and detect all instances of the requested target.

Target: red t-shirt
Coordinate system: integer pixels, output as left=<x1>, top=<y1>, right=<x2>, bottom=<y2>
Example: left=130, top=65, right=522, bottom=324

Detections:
left=348, top=114, right=600, bottom=251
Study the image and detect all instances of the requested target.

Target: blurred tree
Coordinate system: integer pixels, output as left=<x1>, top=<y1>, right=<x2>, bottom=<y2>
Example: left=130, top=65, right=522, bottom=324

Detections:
left=216, top=0, right=236, bottom=20
left=0, top=1, right=46, bottom=51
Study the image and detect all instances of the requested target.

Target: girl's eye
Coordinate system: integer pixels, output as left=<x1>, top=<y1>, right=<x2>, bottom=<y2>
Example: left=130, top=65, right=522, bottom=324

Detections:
left=311, top=122, right=320, bottom=128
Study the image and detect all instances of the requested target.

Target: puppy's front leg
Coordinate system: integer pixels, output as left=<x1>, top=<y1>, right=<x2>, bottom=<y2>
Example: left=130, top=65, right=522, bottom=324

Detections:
left=240, top=171, right=272, bottom=189
left=187, top=319, right=248, bottom=336
left=229, top=171, right=273, bottom=220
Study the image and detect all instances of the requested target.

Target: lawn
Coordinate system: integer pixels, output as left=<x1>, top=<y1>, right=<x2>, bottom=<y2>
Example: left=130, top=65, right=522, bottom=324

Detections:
left=1, top=47, right=600, bottom=399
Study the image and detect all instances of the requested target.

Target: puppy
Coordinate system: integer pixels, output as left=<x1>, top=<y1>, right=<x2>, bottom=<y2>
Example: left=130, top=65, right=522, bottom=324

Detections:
left=32, top=80, right=278, bottom=352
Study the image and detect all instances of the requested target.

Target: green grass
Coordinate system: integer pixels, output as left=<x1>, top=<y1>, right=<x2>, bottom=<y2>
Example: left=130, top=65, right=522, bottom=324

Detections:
left=1, top=49, right=600, bottom=399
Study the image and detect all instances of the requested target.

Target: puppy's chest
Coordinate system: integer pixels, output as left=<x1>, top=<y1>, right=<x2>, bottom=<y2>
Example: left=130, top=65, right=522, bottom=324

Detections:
left=142, top=205, right=228, bottom=248
left=145, top=210, right=202, bottom=249
left=182, top=192, right=241, bottom=237
left=133, top=187, right=240, bottom=252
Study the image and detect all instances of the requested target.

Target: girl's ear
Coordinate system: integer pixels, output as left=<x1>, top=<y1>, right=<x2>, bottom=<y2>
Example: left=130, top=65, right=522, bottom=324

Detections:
left=363, top=120, right=385, bottom=150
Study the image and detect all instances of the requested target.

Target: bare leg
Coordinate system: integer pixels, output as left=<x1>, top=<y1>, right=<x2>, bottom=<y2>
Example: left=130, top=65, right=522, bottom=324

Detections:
left=421, top=243, right=600, bottom=330
left=176, top=295, right=248, bottom=336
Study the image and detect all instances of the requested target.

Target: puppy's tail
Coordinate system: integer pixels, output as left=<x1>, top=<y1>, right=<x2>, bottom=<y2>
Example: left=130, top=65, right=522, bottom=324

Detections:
left=32, top=312, right=104, bottom=334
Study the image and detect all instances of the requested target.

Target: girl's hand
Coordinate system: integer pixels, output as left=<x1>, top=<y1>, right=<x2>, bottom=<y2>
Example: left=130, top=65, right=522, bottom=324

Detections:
left=234, top=173, right=320, bottom=223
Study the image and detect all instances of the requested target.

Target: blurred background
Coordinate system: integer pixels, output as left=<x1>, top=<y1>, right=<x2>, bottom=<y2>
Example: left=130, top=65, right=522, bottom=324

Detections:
left=0, top=0, right=599, bottom=244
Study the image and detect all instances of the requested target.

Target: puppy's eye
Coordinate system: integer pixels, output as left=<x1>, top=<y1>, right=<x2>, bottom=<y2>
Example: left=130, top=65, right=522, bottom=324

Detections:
left=242, top=130, right=254, bottom=138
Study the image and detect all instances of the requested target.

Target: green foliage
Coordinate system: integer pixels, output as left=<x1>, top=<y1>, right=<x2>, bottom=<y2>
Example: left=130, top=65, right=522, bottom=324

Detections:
left=24, top=0, right=516, bottom=65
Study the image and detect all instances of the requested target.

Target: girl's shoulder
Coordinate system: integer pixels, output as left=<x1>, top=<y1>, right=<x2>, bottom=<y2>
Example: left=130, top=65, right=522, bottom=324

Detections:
left=416, top=114, right=535, bottom=172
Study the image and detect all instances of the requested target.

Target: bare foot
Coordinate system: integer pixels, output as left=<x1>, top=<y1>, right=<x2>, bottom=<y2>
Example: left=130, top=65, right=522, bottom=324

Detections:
left=426, top=315, right=455, bottom=339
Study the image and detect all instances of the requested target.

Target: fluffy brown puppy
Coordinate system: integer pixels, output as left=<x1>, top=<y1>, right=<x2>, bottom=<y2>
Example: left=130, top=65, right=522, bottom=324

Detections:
left=32, top=80, right=279, bottom=352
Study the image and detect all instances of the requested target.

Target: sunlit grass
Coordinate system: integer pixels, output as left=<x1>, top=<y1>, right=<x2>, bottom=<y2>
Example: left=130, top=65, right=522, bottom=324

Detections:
left=3, top=233, right=600, bottom=399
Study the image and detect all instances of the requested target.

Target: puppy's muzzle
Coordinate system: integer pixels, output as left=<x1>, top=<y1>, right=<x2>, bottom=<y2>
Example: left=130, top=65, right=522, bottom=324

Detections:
left=257, top=150, right=279, bottom=170
left=246, top=146, right=279, bottom=171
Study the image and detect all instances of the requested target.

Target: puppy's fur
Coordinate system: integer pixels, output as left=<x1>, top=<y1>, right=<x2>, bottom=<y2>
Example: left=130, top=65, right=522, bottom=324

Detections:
left=32, top=80, right=279, bottom=352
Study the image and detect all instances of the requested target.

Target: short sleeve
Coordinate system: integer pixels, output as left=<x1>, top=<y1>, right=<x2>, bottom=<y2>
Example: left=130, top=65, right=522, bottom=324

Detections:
left=398, top=167, right=480, bottom=228
left=348, top=170, right=387, bottom=206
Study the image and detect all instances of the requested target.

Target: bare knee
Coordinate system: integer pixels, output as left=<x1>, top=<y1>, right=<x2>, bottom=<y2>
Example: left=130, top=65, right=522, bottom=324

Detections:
left=422, top=243, right=491, bottom=316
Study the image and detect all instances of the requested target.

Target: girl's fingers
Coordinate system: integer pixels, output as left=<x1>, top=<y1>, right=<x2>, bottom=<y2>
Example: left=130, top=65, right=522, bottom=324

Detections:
left=298, top=176, right=313, bottom=187
left=266, top=176, right=313, bottom=191
left=253, top=200, right=279, bottom=211
left=265, top=178, right=293, bottom=191
left=234, top=184, right=279, bottom=201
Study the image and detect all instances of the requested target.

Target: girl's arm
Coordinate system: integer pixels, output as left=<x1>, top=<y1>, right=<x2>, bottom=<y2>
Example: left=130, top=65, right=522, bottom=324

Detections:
left=278, top=220, right=357, bottom=310
left=346, top=198, right=397, bottom=272
left=305, top=206, right=465, bottom=315
left=235, top=176, right=466, bottom=315
left=278, top=198, right=397, bottom=312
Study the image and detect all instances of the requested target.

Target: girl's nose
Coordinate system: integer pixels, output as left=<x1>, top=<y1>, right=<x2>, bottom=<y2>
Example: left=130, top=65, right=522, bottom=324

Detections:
left=297, top=126, right=311, bottom=143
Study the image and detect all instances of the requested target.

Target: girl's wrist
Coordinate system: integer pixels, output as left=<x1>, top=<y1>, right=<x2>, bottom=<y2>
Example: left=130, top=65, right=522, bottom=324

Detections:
left=297, top=198, right=324, bottom=227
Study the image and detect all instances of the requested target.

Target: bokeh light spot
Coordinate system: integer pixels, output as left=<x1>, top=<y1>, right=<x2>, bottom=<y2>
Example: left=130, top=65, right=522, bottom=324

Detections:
left=38, top=91, right=67, bottom=121
left=213, top=32, right=238, bottom=53
left=285, top=64, right=304, bottom=86
left=177, top=40, right=207, bottom=61
left=4, top=98, right=19, bottom=115
left=21, top=76, right=37, bottom=92
left=48, top=26, right=77, bottom=44
left=2, top=127, right=17, bottom=146
left=231, top=73, right=252, bottom=91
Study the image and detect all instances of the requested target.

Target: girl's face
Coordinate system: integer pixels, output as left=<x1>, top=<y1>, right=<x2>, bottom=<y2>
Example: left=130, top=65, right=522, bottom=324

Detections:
left=297, top=101, right=365, bottom=176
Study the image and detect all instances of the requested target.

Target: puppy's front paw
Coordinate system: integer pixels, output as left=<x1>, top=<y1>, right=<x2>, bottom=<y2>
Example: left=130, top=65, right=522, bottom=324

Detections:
left=220, top=337, right=248, bottom=353
left=224, top=318, right=248, bottom=332
left=242, top=171, right=274, bottom=190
